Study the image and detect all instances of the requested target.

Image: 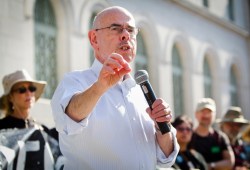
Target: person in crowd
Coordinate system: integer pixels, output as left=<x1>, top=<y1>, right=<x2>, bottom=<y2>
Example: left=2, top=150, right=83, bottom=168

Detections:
left=242, top=124, right=250, bottom=163
left=172, top=115, right=208, bottom=170
left=0, top=69, right=47, bottom=131
left=189, top=98, right=235, bottom=170
left=51, top=6, right=179, bottom=170
left=216, top=106, right=250, bottom=169
left=0, top=69, right=63, bottom=169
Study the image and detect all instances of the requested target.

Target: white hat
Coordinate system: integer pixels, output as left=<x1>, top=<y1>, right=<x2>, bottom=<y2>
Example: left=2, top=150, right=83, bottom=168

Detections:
left=196, top=98, right=216, bottom=112
left=2, top=69, right=46, bottom=101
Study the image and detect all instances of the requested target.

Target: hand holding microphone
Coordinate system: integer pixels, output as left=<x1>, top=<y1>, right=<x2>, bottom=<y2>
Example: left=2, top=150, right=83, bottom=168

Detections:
left=134, top=70, right=171, bottom=135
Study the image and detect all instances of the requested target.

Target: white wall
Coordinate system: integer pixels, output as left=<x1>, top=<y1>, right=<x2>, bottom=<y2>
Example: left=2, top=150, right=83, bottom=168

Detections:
left=0, top=0, right=249, bottom=127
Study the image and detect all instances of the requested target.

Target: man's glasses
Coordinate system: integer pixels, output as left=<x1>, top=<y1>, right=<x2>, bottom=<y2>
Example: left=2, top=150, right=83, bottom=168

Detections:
left=12, top=85, right=37, bottom=94
left=95, top=24, right=139, bottom=36
left=176, top=127, right=192, bottom=132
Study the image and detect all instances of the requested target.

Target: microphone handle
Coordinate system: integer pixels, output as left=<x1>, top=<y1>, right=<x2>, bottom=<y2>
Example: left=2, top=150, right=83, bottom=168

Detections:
left=140, top=81, right=171, bottom=134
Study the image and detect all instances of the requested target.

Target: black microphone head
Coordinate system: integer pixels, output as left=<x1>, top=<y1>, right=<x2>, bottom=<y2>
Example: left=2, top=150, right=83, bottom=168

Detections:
left=134, top=70, right=149, bottom=85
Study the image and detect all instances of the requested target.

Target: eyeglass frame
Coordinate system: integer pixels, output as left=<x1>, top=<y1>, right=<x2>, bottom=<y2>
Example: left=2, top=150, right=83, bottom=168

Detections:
left=95, top=23, right=140, bottom=36
left=176, top=127, right=193, bottom=133
left=12, top=85, right=37, bottom=94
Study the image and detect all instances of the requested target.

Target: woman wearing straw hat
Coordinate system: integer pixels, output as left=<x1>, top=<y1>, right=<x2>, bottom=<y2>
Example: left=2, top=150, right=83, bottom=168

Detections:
left=0, top=69, right=48, bottom=130
left=0, top=69, right=64, bottom=169
left=216, top=106, right=250, bottom=170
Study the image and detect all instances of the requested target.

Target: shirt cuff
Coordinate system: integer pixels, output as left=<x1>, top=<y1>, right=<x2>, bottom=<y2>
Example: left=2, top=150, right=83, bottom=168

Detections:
left=64, top=115, right=89, bottom=135
left=156, top=128, right=180, bottom=168
left=59, top=93, right=89, bottom=135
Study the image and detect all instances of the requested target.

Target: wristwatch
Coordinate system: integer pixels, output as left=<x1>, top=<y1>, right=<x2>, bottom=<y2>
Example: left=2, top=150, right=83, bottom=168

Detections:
left=210, top=162, right=215, bottom=169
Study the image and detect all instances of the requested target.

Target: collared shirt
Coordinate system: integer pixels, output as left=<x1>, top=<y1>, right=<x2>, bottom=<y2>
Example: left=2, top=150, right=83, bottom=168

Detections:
left=51, top=59, right=179, bottom=170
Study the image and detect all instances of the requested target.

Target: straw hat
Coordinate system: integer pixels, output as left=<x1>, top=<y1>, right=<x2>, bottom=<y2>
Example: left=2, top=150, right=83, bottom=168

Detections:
left=216, top=106, right=249, bottom=124
left=2, top=69, right=46, bottom=101
left=196, top=98, right=216, bottom=112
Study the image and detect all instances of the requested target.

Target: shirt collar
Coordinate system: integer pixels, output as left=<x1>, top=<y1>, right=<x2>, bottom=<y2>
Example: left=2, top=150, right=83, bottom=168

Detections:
left=122, top=74, right=136, bottom=89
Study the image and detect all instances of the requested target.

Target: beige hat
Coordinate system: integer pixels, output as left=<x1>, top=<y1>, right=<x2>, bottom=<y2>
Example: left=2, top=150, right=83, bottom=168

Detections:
left=216, top=106, right=249, bottom=124
left=2, top=69, right=46, bottom=101
left=196, top=98, right=216, bottom=112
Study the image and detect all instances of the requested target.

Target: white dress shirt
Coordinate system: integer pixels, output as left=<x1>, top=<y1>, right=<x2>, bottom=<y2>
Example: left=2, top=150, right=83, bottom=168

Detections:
left=51, top=59, right=179, bottom=170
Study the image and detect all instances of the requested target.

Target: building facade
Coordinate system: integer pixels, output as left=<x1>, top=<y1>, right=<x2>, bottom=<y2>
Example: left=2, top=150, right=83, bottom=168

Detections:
left=0, top=0, right=249, bottom=127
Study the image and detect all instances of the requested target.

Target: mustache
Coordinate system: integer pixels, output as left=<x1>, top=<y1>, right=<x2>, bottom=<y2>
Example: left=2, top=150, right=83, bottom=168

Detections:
left=118, top=41, right=131, bottom=47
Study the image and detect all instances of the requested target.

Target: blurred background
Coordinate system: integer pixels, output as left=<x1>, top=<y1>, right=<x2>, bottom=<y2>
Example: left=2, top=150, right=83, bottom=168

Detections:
left=0, top=0, right=249, bottom=128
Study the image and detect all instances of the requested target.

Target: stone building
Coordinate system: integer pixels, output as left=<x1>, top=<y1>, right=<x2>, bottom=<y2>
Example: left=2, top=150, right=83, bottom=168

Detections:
left=0, top=0, right=249, bottom=127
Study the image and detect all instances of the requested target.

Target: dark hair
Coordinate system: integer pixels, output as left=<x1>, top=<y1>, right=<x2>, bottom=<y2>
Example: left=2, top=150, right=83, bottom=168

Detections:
left=172, top=115, right=193, bottom=128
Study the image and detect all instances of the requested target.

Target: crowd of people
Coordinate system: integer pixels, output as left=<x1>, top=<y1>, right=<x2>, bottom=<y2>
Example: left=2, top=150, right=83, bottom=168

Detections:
left=0, top=5, right=249, bottom=170
left=172, top=98, right=250, bottom=170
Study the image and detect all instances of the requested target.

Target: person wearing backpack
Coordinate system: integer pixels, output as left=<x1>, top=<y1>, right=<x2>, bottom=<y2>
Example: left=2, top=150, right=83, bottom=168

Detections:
left=172, top=115, right=208, bottom=170
left=189, top=98, right=235, bottom=170
left=216, top=106, right=250, bottom=169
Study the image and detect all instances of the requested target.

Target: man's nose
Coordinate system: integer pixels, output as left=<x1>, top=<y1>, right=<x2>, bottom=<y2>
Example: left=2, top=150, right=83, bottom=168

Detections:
left=120, top=30, right=130, bottom=41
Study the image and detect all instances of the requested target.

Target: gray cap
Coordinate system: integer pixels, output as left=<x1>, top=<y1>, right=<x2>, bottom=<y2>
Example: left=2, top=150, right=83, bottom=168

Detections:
left=196, top=98, right=216, bottom=112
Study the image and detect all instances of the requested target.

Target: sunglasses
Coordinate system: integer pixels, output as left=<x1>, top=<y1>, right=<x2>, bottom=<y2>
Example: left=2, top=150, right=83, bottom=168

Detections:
left=12, top=85, right=37, bottom=94
left=176, top=127, right=192, bottom=132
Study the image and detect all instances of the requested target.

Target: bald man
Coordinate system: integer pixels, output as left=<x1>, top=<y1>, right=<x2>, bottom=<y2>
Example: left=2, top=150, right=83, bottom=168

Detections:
left=51, top=6, right=179, bottom=170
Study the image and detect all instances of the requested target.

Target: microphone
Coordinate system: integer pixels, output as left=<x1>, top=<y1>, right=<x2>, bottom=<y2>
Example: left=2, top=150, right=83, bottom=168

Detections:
left=134, top=70, right=171, bottom=135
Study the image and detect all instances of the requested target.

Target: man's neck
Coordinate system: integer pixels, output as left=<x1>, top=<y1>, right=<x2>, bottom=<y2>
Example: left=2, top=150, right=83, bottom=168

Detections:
left=195, top=125, right=213, bottom=137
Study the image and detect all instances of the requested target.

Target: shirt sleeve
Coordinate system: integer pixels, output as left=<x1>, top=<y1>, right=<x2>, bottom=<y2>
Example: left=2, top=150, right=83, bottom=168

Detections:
left=156, top=126, right=180, bottom=168
left=50, top=73, right=90, bottom=135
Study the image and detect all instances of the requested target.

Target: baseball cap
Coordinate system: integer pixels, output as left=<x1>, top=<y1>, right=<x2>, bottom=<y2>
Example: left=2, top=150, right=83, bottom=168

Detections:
left=196, top=98, right=216, bottom=112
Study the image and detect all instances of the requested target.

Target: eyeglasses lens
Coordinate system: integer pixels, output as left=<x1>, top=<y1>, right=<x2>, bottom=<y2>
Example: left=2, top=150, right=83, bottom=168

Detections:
left=177, top=127, right=192, bottom=132
left=96, top=24, right=139, bottom=36
left=110, top=26, right=138, bottom=35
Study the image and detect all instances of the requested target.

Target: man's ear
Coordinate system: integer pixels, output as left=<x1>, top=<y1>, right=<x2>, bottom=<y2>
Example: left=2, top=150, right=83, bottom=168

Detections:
left=88, top=31, right=98, bottom=47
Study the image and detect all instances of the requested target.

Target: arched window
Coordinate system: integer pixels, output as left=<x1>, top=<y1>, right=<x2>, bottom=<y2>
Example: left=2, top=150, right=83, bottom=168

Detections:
left=34, top=0, right=57, bottom=99
left=203, top=0, right=209, bottom=7
left=228, top=0, right=234, bottom=21
left=135, top=32, right=148, bottom=71
left=172, top=45, right=184, bottom=117
left=229, top=66, right=239, bottom=106
left=203, top=58, right=212, bottom=98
